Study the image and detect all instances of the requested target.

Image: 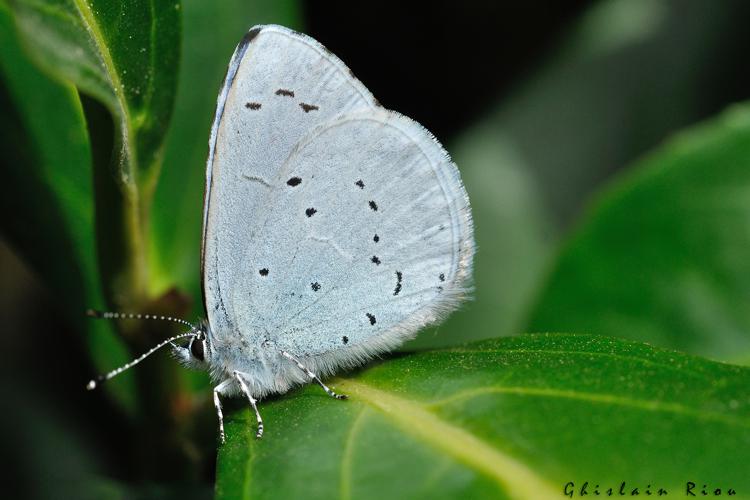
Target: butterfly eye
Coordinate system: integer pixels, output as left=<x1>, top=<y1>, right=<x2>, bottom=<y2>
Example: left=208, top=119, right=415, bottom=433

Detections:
left=190, top=338, right=205, bottom=362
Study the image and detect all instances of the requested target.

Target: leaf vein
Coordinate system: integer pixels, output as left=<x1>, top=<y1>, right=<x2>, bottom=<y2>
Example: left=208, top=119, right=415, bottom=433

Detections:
left=339, top=409, right=367, bottom=500
left=427, top=386, right=749, bottom=427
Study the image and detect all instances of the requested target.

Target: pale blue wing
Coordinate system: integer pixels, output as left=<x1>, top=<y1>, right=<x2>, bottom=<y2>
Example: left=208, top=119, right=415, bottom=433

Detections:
left=203, top=25, right=378, bottom=339
left=229, top=109, right=474, bottom=373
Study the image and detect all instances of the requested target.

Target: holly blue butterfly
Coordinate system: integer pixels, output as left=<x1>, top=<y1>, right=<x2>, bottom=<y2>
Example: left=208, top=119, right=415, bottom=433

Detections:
left=87, top=24, right=474, bottom=442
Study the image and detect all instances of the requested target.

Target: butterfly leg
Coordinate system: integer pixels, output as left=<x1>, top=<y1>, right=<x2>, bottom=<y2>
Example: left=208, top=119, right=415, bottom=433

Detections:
left=213, top=379, right=232, bottom=444
left=233, top=371, right=264, bottom=439
left=280, top=350, right=348, bottom=400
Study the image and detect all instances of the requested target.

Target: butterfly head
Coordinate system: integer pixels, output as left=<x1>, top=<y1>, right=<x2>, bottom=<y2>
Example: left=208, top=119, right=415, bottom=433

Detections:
left=173, top=319, right=213, bottom=369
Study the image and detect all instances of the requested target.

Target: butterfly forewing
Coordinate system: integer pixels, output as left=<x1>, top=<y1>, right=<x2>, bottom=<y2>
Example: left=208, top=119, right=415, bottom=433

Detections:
left=203, top=26, right=377, bottom=336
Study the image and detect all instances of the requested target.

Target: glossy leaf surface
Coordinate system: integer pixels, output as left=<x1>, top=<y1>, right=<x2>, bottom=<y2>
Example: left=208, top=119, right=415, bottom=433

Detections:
left=216, top=335, right=750, bottom=499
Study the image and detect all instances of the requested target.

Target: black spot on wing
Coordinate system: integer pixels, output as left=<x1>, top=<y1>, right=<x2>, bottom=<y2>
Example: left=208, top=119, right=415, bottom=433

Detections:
left=287, top=176, right=302, bottom=186
left=369, top=200, right=378, bottom=211
left=305, top=208, right=317, bottom=217
left=300, top=103, right=319, bottom=113
left=373, top=234, right=379, bottom=243
left=394, top=271, right=403, bottom=296
left=371, top=256, right=381, bottom=265
left=355, top=180, right=365, bottom=189
left=439, top=273, right=445, bottom=282
left=245, top=102, right=261, bottom=110
left=366, top=313, right=376, bottom=325
left=342, top=335, right=349, bottom=344
left=275, top=89, right=295, bottom=97
left=311, top=282, right=321, bottom=292
left=259, top=268, right=269, bottom=276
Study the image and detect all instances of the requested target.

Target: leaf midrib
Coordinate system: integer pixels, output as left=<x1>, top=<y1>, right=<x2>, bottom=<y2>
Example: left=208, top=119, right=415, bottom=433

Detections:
left=339, top=408, right=367, bottom=500
left=337, top=379, right=560, bottom=500
left=425, top=386, right=749, bottom=427
left=71, top=0, right=133, bottom=169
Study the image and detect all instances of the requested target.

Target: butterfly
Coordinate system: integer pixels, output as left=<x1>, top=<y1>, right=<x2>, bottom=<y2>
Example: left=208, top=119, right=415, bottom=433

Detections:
left=87, top=24, right=474, bottom=442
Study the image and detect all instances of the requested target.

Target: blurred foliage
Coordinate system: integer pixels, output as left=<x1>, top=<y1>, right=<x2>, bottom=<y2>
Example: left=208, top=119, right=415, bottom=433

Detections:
left=529, top=105, right=750, bottom=364
left=413, top=0, right=750, bottom=350
left=217, top=335, right=750, bottom=499
left=0, top=0, right=134, bottom=407
left=8, top=0, right=180, bottom=304
left=2, top=0, right=750, bottom=498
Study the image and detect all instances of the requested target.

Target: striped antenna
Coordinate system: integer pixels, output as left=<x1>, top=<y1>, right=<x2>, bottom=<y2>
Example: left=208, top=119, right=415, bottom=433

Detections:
left=86, top=309, right=195, bottom=330
left=85, top=330, right=199, bottom=390
left=85, top=309, right=200, bottom=390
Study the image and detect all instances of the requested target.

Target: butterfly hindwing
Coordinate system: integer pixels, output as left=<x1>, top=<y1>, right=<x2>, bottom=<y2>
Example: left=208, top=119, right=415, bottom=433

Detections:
left=232, top=109, right=473, bottom=370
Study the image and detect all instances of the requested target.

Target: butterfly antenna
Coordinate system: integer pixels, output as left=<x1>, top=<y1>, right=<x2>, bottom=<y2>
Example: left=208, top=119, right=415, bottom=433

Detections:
left=86, top=330, right=199, bottom=390
left=86, top=308, right=195, bottom=330
left=85, top=309, right=200, bottom=390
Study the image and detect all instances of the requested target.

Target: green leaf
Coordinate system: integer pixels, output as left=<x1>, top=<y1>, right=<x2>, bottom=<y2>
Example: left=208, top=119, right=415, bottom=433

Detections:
left=528, top=104, right=750, bottom=364
left=0, top=2, right=134, bottom=408
left=8, top=0, right=181, bottom=177
left=0, top=3, right=93, bottom=310
left=216, top=334, right=750, bottom=499
left=6, top=0, right=181, bottom=303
